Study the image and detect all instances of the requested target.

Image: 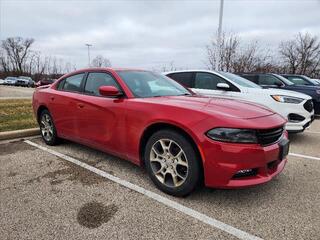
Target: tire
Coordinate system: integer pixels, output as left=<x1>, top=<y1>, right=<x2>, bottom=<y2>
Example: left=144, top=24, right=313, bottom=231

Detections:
left=144, top=129, right=201, bottom=197
left=39, top=109, right=60, bottom=145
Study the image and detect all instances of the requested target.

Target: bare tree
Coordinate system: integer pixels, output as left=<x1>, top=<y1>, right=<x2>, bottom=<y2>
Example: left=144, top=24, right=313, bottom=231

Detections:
left=206, top=32, right=271, bottom=73
left=91, top=55, right=112, bottom=67
left=279, top=32, right=320, bottom=76
left=160, top=61, right=177, bottom=72
left=1, top=37, right=34, bottom=73
left=206, top=32, right=239, bottom=71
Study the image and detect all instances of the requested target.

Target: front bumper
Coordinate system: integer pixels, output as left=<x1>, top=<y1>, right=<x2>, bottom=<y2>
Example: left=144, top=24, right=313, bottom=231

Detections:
left=286, top=113, right=315, bottom=133
left=201, top=136, right=288, bottom=188
left=314, top=100, right=320, bottom=115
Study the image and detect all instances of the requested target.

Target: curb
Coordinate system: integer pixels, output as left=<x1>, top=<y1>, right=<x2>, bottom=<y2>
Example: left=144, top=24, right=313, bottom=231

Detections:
left=0, top=128, right=40, bottom=141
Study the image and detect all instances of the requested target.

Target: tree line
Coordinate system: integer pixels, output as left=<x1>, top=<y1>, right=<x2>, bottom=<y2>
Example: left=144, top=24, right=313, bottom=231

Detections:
left=206, top=32, right=320, bottom=78
left=0, top=37, right=111, bottom=81
left=1, top=32, right=320, bottom=81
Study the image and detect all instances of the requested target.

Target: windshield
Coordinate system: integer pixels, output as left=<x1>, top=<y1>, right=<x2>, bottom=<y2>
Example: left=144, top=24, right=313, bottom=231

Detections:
left=311, top=79, right=320, bottom=85
left=304, top=76, right=320, bottom=85
left=117, top=70, right=191, bottom=98
left=218, top=72, right=262, bottom=88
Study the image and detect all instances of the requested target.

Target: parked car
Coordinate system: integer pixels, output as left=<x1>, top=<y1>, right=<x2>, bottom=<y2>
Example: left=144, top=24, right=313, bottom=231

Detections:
left=165, top=70, right=314, bottom=133
left=16, top=76, right=35, bottom=87
left=35, top=78, right=56, bottom=87
left=0, top=79, right=4, bottom=85
left=239, top=73, right=320, bottom=116
left=33, top=68, right=289, bottom=196
left=4, top=77, right=18, bottom=85
left=281, top=74, right=320, bottom=86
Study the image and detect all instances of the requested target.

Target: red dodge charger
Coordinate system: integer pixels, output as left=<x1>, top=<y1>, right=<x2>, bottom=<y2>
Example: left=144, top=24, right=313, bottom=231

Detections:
left=32, top=68, right=289, bottom=196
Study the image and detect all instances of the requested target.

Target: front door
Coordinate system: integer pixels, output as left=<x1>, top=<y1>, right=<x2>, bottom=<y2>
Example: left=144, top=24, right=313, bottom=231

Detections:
left=73, top=72, right=127, bottom=155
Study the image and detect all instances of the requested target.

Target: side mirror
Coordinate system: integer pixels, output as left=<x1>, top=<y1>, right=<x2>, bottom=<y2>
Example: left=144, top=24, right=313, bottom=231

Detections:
left=99, top=86, right=122, bottom=97
left=217, top=83, right=230, bottom=90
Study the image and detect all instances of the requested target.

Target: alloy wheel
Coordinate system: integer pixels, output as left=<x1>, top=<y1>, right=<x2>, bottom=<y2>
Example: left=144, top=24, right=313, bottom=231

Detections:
left=40, top=113, right=54, bottom=142
left=149, top=139, right=189, bottom=188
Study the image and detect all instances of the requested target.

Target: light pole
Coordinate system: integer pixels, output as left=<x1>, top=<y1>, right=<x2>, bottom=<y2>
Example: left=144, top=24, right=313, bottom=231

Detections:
left=85, top=43, right=92, bottom=67
left=216, top=0, right=224, bottom=71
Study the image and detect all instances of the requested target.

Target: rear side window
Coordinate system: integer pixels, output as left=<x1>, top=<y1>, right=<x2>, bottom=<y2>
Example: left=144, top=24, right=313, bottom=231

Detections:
left=194, top=72, right=227, bottom=90
left=167, top=72, right=193, bottom=88
left=62, top=74, right=85, bottom=92
left=258, top=75, right=283, bottom=86
left=84, top=72, right=119, bottom=96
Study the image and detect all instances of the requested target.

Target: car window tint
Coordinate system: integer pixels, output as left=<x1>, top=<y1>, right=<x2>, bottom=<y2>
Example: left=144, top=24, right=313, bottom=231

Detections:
left=168, top=72, right=193, bottom=87
left=194, top=72, right=226, bottom=90
left=287, top=76, right=310, bottom=85
left=84, top=72, right=119, bottom=96
left=62, top=74, right=84, bottom=92
left=258, top=75, right=283, bottom=86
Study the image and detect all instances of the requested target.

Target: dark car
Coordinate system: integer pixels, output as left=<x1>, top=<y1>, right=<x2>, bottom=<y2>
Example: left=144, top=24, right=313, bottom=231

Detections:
left=281, top=74, right=320, bottom=86
left=239, top=73, right=320, bottom=115
left=36, top=79, right=57, bottom=87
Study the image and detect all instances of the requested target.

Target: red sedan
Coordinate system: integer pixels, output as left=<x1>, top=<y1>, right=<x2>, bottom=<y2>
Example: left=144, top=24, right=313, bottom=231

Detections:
left=32, top=68, right=289, bottom=196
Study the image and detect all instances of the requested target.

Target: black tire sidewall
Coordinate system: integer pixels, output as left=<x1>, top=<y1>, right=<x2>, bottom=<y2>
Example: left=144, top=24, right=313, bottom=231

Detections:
left=144, top=129, right=200, bottom=197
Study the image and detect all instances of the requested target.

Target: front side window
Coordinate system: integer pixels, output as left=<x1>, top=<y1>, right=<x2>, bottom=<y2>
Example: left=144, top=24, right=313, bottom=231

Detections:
left=258, top=75, right=283, bottom=86
left=194, top=72, right=227, bottom=90
left=62, top=73, right=85, bottom=92
left=117, top=70, right=190, bottom=98
left=84, top=72, right=119, bottom=96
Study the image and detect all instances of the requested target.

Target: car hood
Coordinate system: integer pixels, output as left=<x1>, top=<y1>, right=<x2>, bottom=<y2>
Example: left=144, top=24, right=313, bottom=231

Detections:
left=247, top=87, right=312, bottom=99
left=141, top=95, right=275, bottom=119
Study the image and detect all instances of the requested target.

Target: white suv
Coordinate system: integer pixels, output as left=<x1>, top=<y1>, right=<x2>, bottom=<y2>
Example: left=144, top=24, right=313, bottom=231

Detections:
left=165, top=70, right=314, bottom=133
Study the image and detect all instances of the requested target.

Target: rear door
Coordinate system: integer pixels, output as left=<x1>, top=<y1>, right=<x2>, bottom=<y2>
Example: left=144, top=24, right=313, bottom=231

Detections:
left=49, top=73, right=85, bottom=139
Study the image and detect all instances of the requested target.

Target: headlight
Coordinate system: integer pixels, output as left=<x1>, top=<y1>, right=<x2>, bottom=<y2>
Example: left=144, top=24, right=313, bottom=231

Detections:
left=271, top=95, right=304, bottom=104
left=207, top=128, right=258, bottom=143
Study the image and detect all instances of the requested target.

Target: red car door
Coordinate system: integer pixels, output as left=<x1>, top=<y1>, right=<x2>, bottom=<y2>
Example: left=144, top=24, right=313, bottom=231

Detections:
left=49, top=73, right=85, bottom=140
left=72, top=72, right=127, bottom=157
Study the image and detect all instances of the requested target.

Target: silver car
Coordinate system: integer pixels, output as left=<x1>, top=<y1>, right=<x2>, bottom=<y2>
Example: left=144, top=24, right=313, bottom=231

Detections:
left=4, top=77, right=18, bottom=85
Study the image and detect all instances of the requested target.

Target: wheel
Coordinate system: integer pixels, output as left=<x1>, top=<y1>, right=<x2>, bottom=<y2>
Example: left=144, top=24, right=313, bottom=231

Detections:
left=39, top=109, right=60, bottom=145
left=144, top=129, right=201, bottom=197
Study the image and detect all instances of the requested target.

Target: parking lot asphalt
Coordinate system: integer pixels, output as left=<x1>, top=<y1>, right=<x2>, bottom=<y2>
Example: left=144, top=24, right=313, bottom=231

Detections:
left=1, top=120, right=320, bottom=240
left=0, top=85, right=34, bottom=99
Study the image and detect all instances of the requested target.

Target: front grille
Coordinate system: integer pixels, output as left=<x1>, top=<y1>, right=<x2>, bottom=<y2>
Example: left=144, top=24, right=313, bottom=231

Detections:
left=303, top=100, right=313, bottom=112
left=257, top=127, right=284, bottom=146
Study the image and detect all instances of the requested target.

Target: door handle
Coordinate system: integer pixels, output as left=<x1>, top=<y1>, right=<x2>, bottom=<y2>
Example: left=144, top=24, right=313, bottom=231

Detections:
left=77, top=103, right=84, bottom=109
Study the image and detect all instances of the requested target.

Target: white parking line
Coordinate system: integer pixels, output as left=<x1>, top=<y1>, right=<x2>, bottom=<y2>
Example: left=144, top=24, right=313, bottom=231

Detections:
left=24, top=140, right=262, bottom=240
left=289, top=153, right=320, bottom=161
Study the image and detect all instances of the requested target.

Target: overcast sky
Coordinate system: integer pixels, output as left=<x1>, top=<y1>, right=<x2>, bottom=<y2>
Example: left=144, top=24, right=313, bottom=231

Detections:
left=0, top=0, right=320, bottom=70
